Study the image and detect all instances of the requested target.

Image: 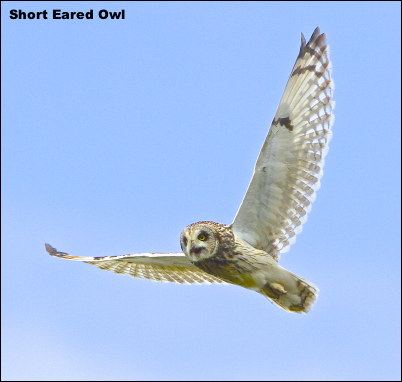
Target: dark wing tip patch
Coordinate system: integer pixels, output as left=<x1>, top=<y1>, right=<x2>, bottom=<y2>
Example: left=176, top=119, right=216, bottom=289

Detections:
left=45, top=243, right=73, bottom=259
left=45, top=243, right=57, bottom=255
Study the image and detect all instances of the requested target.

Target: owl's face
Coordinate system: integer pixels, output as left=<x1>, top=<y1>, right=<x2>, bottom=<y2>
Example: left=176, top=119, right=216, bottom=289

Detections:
left=180, top=222, right=221, bottom=262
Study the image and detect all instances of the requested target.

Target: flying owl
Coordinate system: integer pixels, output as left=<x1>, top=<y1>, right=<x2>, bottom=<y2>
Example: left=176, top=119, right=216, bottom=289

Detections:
left=46, top=27, right=334, bottom=313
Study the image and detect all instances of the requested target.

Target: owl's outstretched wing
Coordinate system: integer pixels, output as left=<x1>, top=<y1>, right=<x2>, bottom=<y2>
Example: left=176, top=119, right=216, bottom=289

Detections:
left=232, top=27, right=334, bottom=258
left=45, top=243, right=225, bottom=284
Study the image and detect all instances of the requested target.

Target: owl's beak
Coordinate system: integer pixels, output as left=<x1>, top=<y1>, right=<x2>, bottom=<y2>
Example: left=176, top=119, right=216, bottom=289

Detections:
left=189, top=242, right=203, bottom=257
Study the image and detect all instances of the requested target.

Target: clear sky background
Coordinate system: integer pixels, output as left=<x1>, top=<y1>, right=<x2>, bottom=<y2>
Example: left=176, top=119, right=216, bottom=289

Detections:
left=2, top=1, right=401, bottom=381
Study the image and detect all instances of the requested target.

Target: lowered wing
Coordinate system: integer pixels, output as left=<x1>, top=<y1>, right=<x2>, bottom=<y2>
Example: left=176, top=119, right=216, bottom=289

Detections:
left=45, top=243, right=225, bottom=284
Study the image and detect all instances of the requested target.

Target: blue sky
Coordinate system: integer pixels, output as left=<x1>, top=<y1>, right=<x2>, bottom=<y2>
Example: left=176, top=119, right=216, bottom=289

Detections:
left=2, top=1, right=401, bottom=380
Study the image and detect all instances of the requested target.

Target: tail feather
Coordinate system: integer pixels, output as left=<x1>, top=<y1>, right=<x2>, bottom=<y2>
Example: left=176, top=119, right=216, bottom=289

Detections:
left=259, top=270, right=318, bottom=313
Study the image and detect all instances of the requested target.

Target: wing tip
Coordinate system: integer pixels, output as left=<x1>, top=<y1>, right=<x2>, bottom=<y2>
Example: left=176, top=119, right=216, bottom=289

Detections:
left=300, top=32, right=306, bottom=47
left=45, top=243, right=58, bottom=255
left=309, top=26, right=327, bottom=47
left=45, top=243, right=78, bottom=260
left=299, top=26, right=328, bottom=53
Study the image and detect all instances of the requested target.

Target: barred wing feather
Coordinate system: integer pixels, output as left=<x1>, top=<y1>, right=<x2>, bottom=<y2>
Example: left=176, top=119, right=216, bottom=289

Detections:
left=45, top=244, right=225, bottom=284
left=232, top=27, right=334, bottom=258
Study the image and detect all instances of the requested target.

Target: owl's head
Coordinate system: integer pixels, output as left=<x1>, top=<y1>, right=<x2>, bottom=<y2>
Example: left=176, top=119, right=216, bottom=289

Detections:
left=180, top=221, right=234, bottom=262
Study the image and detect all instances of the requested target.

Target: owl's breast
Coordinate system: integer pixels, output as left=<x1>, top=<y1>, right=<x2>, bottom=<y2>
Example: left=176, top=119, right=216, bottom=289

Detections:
left=193, top=253, right=261, bottom=288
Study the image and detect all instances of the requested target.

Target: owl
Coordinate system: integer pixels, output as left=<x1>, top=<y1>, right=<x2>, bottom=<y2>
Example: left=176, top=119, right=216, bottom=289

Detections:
left=46, top=27, right=334, bottom=313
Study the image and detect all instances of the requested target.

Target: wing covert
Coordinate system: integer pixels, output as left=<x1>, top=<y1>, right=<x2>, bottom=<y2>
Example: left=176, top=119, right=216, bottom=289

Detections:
left=45, top=243, right=225, bottom=284
left=232, top=27, right=334, bottom=257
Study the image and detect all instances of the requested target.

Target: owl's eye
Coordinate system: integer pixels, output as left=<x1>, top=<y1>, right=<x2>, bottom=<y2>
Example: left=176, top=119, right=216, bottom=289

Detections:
left=198, top=233, right=208, bottom=241
left=182, top=237, right=188, bottom=246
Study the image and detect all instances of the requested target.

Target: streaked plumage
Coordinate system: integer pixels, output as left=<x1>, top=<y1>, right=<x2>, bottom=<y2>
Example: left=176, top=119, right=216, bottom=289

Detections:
left=46, top=27, right=334, bottom=313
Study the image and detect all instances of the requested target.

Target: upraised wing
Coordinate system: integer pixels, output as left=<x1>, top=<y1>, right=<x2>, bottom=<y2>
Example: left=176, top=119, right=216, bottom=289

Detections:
left=232, top=27, right=334, bottom=258
left=45, top=243, right=226, bottom=284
